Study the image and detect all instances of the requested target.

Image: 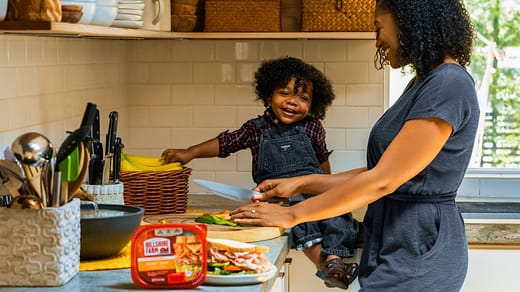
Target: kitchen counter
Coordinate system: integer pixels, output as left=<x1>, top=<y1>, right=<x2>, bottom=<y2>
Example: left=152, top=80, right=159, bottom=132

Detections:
left=2, top=195, right=519, bottom=291
left=0, top=195, right=289, bottom=292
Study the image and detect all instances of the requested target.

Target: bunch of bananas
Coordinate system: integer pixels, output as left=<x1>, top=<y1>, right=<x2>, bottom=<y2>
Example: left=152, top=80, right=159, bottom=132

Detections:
left=120, top=153, right=183, bottom=172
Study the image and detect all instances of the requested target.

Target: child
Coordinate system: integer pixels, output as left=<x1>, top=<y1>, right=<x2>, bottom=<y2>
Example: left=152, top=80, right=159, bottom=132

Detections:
left=162, top=56, right=359, bottom=289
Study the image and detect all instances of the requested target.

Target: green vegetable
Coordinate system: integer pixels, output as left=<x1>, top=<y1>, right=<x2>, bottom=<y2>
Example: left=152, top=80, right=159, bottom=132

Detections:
left=195, top=214, right=238, bottom=227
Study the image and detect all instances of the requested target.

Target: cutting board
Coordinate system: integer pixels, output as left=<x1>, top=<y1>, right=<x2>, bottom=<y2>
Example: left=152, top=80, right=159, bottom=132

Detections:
left=142, top=213, right=285, bottom=243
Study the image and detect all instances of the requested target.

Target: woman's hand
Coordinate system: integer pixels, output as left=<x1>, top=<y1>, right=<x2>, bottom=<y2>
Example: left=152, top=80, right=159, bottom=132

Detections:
left=251, top=177, right=303, bottom=202
left=161, top=149, right=193, bottom=164
left=226, top=202, right=298, bottom=228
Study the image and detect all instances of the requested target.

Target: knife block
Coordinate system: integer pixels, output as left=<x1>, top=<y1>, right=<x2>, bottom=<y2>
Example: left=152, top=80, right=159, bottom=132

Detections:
left=0, top=199, right=80, bottom=286
left=82, top=183, right=124, bottom=205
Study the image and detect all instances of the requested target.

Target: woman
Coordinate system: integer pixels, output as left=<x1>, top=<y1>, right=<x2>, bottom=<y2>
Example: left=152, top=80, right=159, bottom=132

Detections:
left=227, top=0, right=479, bottom=291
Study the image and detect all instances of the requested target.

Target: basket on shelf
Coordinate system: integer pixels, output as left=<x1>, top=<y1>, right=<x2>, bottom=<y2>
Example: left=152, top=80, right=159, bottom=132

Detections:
left=302, top=0, right=375, bottom=32
left=120, top=167, right=191, bottom=215
left=204, top=0, right=281, bottom=32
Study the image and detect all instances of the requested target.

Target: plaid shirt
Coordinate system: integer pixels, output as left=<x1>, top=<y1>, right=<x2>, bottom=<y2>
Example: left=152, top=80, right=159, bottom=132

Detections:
left=217, top=109, right=332, bottom=180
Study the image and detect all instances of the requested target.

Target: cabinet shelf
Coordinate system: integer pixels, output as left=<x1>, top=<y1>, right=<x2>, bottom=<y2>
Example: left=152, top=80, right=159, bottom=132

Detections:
left=0, top=21, right=376, bottom=40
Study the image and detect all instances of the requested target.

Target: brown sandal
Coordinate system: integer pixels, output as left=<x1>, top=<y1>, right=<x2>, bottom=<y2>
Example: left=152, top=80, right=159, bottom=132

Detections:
left=323, top=258, right=358, bottom=290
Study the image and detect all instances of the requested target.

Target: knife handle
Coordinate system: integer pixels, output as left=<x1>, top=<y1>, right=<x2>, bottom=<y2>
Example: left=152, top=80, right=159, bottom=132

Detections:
left=113, top=137, right=122, bottom=183
left=105, top=111, right=118, bottom=155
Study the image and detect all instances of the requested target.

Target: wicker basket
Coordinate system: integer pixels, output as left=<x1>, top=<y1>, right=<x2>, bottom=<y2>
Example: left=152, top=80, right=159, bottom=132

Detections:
left=302, top=0, right=375, bottom=32
left=120, top=167, right=191, bottom=215
left=204, top=0, right=281, bottom=32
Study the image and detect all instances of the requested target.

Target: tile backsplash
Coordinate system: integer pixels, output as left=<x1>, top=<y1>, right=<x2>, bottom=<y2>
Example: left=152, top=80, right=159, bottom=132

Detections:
left=0, top=34, right=383, bottom=192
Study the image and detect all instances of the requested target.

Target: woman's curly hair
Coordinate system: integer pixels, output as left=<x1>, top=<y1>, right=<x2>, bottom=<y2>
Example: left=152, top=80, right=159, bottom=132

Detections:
left=375, top=0, right=474, bottom=77
left=254, top=56, right=335, bottom=120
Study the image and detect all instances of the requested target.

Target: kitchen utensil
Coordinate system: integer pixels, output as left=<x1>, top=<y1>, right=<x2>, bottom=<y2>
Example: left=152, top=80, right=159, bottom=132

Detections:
left=105, top=111, right=118, bottom=156
left=0, top=167, right=21, bottom=198
left=68, top=143, right=90, bottom=199
left=142, top=0, right=171, bottom=31
left=53, top=126, right=91, bottom=206
left=193, top=179, right=290, bottom=205
left=8, top=194, right=45, bottom=209
left=112, top=137, right=122, bottom=183
left=143, top=213, right=284, bottom=242
left=11, top=132, right=54, bottom=167
left=11, top=132, right=55, bottom=206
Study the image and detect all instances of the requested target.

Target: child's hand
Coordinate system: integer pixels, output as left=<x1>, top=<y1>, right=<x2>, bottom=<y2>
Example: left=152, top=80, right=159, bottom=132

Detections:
left=161, top=149, right=192, bottom=164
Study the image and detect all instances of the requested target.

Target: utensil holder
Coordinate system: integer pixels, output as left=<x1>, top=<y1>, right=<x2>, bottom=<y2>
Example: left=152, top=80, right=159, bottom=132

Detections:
left=82, top=183, right=124, bottom=205
left=0, top=199, right=80, bottom=287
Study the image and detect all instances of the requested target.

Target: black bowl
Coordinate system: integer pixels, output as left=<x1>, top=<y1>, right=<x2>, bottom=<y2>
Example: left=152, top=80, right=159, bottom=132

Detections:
left=80, top=203, right=144, bottom=260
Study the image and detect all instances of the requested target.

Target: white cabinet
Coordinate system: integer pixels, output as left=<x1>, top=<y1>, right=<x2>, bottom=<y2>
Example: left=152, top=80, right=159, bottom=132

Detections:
left=461, top=248, right=520, bottom=292
left=287, top=249, right=361, bottom=292
left=270, top=258, right=291, bottom=292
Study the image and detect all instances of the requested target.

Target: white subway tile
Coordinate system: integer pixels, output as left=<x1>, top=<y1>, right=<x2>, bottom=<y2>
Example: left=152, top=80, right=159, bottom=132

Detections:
left=26, top=39, right=44, bottom=65
left=329, top=150, right=367, bottom=173
left=128, top=127, right=171, bottom=148
left=347, top=84, right=383, bottom=106
left=127, top=85, right=171, bottom=105
left=150, top=62, right=193, bottom=84
left=236, top=62, right=259, bottom=83
left=236, top=151, right=253, bottom=172
left=193, top=62, right=234, bottom=83
left=172, top=40, right=214, bottom=61
left=42, top=39, right=58, bottom=65
left=326, top=107, right=370, bottom=128
left=346, top=129, right=369, bottom=150
left=194, top=156, right=236, bottom=171
left=127, top=106, right=150, bottom=127
left=127, top=63, right=150, bottom=83
left=326, top=128, right=347, bottom=151
left=0, top=67, right=17, bottom=98
left=215, top=85, right=256, bottom=105
left=172, top=84, right=214, bottom=105
left=332, top=84, right=346, bottom=106
left=150, top=105, right=193, bottom=127
left=8, top=39, right=26, bottom=65
left=193, top=106, right=236, bottom=128
left=0, top=100, right=9, bottom=131
left=347, top=40, right=376, bottom=62
left=17, top=67, right=40, bottom=97
left=325, top=62, right=369, bottom=84
left=304, top=40, right=347, bottom=61
left=170, top=128, right=222, bottom=148
left=259, top=40, right=303, bottom=59
left=215, top=41, right=260, bottom=61
left=0, top=38, right=7, bottom=66
left=127, top=40, right=171, bottom=62
left=236, top=106, right=265, bottom=127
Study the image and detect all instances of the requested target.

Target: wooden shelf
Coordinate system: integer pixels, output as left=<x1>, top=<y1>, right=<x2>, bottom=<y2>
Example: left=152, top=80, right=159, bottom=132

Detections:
left=0, top=21, right=376, bottom=40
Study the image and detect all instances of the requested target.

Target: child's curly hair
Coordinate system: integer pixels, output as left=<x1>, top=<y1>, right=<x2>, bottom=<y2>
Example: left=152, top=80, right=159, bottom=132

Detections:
left=254, top=56, right=335, bottom=120
left=375, top=0, right=474, bottom=77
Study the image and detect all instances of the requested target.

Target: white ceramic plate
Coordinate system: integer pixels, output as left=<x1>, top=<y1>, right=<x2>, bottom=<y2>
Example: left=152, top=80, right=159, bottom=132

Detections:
left=111, top=20, right=143, bottom=28
left=204, top=264, right=277, bottom=286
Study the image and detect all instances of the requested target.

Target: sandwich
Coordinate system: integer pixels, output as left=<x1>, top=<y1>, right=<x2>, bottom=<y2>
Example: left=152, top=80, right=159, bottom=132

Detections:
left=206, top=238, right=272, bottom=275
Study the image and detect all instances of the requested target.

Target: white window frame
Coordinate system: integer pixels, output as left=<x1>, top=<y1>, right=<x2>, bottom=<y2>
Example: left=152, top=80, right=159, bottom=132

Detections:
left=385, top=69, right=520, bottom=202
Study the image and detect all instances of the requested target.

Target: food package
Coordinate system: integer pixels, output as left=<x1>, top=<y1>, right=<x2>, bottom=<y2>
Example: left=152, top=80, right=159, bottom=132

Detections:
left=131, top=223, right=207, bottom=289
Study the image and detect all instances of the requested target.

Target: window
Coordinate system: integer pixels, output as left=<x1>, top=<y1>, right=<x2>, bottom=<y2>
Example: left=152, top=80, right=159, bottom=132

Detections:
left=388, top=0, right=520, bottom=199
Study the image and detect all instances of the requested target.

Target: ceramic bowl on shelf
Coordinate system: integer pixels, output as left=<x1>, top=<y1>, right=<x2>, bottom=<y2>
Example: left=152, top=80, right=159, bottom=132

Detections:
left=0, top=0, right=7, bottom=22
left=90, top=4, right=118, bottom=26
left=62, top=0, right=97, bottom=24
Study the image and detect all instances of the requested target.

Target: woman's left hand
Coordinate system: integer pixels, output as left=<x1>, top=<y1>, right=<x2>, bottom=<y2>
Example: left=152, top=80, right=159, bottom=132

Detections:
left=226, top=202, right=297, bottom=228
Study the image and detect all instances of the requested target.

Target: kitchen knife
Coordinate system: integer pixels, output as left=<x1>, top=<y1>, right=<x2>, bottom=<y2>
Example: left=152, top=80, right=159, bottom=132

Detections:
left=112, top=137, right=122, bottom=183
left=193, top=179, right=290, bottom=205
left=105, top=111, right=118, bottom=156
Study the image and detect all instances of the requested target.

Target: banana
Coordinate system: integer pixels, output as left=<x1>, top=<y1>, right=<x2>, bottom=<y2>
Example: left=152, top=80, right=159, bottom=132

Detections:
left=121, top=153, right=164, bottom=167
left=120, top=153, right=183, bottom=172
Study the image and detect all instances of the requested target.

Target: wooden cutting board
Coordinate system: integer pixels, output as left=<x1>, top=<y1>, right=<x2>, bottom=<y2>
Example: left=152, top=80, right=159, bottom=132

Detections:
left=141, top=213, right=285, bottom=243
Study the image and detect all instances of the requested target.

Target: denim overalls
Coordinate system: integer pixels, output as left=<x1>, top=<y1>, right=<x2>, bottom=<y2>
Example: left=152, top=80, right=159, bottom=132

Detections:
left=253, top=117, right=358, bottom=258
